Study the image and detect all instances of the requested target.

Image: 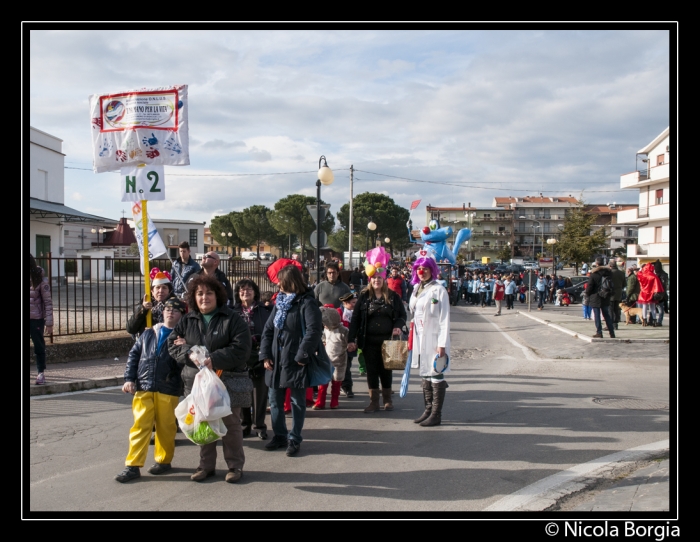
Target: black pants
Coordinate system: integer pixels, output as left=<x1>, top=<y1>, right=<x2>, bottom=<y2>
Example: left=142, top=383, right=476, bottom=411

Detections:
left=610, top=298, right=621, bottom=325
left=505, top=294, right=514, bottom=309
left=364, top=339, right=393, bottom=390
left=241, top=372, right=268, bottom=432
left=342, top=351, right=356, bottom=391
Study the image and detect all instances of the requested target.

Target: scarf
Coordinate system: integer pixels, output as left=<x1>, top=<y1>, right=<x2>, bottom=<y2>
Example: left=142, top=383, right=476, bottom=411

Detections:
left=274, top=292, right=296, bottom=330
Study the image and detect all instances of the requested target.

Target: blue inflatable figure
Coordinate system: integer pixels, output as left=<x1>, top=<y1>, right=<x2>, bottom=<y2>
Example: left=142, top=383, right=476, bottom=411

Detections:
left=407, top=218, right=471, bottom=265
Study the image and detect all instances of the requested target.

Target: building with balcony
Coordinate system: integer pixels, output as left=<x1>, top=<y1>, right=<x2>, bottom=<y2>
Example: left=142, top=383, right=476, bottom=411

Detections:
left=426, top=204, right=514, bottom=262
left=584, top=204, right=639, bottom=260
left=617, top=127, right=670, bottom=272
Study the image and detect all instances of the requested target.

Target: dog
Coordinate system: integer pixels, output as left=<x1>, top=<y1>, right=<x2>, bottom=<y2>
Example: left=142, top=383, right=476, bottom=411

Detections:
left=620, top=302, right=645, bottom=326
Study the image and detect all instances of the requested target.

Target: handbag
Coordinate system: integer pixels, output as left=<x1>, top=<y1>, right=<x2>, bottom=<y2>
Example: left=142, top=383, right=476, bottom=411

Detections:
left=218, top=370, right=254, bottom=408
left=381, top=335, right=409, bottom=370
left=300, top=304, right=334, bottom=387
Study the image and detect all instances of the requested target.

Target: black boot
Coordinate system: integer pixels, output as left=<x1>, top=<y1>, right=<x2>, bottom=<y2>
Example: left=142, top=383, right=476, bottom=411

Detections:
left=420, top=381, right=448, bottom=427
left=413, top=380, right=433, bottom=423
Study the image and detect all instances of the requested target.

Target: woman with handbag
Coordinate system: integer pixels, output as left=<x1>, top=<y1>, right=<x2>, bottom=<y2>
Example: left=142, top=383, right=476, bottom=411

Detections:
left=259, top=263, right=323, bottom=457
left=347, top=247, right=407, bottom=413
left=168, top=274, right=252, bottom=483
left=233, top=279, right=272, bottom=439
left=408, top=255, right=451, bottom=427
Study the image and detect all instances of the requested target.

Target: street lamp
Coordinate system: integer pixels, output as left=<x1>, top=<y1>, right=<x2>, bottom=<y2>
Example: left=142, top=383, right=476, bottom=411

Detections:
left=221, top=231, right=232, bottom=255
left=366, top=219, right=376, bottom=253
left=316, top=156, right=334, bottom=285
left=518, top=216, right=541, bottom=312
left=384, top=237, right=391, bottom=259
left=547, top=238, right=557, bottom=270
left=464, top=212, right=476, bottom=260
left=91, top=227, right=106, bottom=249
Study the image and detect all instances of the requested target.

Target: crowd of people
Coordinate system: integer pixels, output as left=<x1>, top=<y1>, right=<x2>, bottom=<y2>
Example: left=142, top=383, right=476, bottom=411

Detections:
left=29, top=244, right=668, bottom=485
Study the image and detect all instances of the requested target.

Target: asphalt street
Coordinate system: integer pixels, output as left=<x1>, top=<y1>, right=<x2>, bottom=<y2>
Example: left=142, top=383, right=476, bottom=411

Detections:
left=27, top=302, right=671, bottom=516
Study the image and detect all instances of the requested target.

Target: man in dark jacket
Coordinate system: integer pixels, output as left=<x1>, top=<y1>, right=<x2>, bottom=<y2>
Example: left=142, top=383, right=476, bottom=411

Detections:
left=187, top=251, right=234, bottom=307
left=349, top=267, right=364, bottom=289
left=171, top=241, right=201, bottom=298
left=586, top=257, right=615, bottom=338
left=608, top=259, right=626, bottom=330
left=116, top=297, right=186, bottom=483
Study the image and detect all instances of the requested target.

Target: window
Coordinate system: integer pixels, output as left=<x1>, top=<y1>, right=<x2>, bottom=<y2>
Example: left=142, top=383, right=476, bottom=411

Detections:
left=498, top=226, right=506, bottom=232
left=657, top=154, right=664, bottom=166
left=189, top=229, right=198, bottom=247
left=655, top=189, right=664, bottom=205
left=615, top=226, right=621, bottom=231
left=627, top=229, right=635, bottom=237
left=483, top=241, right=490, bottom=247
left=655, top=227, right=663, bottom=243
left=64, top=230, right=69, bottom=236
left=483, top=213, right=491, bottom=218
left=169, top=247, right=178, bottom=259
left=614, top=238, right=621, bottom=243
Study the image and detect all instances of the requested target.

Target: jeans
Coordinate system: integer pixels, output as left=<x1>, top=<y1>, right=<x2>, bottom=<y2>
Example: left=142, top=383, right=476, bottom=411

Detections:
left=537, top=290, right=545, bottom=308
left=269, top=387, right=306, bottom=444
left=30, top=319, right=46, bottom=373
left=582, top=304, right=592, bottom=319
left=592, top=305, right=614, bottom=336
left=655, top=304, right=664, bottom=326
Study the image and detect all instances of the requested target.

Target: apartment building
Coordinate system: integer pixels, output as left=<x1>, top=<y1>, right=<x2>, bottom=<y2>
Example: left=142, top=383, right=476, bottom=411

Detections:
left=617, top=127, right=670, bottom=273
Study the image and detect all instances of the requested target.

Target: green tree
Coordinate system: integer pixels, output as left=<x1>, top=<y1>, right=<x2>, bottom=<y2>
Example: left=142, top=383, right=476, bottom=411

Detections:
left=335, top=192, right=411, bottom=255
left=210, top=212, right=243, bottom=256
left=557, top=201, right=609, bottom=274
left=496, top=245, right=511, bottom=263
left=327, top=229, right=366, bottom=256
left=231, top=205, right=277, bottom=259
left=268, top=195, right=334, bottom=258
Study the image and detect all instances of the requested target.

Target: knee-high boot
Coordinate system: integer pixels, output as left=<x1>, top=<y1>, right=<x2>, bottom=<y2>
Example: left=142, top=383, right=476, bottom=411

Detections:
left=413, top=380, right=433, bottom=423
left=330, top=381, right=342, bottom=409
left=420, top=381, right=448, bottom=427
left=313, top=384, right=328, bottom=409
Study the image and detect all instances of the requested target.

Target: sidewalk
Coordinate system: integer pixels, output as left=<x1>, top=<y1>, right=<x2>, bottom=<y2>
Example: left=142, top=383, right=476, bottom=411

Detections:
left=28, top=307, right=671, bottom=513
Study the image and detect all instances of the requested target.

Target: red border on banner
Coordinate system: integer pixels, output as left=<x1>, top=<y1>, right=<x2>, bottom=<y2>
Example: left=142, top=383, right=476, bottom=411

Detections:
left=99, top=89, right=180, bottom=133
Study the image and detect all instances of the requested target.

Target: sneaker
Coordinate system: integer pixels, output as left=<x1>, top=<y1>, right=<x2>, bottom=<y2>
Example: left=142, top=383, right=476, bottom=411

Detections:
left=225, top=468, right=243, bottom=483
left=264, top=435, right=288, bottom=451
left=339, top=388, right=348, bottom=397
left=257, top=430, right=268, bottom=440
left=115, top=466, right=140, bottom=483
left=35, top=373, right=45, bottom=385
left=190, top=468, right=215, bottom=482
left=286, top=440, right=301, bottom=456
left=147, top=463, right=172, bottom=475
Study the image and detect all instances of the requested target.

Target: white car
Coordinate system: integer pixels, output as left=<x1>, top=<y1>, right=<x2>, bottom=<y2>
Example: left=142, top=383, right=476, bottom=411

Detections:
left=240, top=251, right=259, bottom=260
left=523, top=262, right=538, bottom=271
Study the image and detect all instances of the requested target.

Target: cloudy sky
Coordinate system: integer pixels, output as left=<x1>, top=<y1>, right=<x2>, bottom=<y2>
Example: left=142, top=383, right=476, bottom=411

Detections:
left=28, top=27, right=672, bottom=229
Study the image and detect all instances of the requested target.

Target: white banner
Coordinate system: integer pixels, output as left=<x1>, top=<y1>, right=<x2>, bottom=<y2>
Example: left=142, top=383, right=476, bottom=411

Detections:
left=90, top=85, right=189, bottom=173
left=121, top=165, right=165, bottom=202
left=131, top=202, right=167, bottom=274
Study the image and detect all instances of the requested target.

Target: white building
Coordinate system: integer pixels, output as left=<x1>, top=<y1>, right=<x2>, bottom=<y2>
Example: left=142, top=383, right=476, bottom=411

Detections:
left=28, top=127, right=116, bottom=276
left=127, top=218, right=205, bottom=260
left=617, top=127, right=670, bottom=272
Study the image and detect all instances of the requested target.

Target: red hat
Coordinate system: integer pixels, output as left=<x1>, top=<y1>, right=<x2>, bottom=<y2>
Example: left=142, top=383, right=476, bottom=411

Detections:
left=266, top=258, right=303, bottom=285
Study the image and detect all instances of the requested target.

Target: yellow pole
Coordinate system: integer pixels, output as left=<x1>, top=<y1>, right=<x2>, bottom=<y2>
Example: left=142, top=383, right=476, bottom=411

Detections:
left=142, top=199, right=152, bottom=328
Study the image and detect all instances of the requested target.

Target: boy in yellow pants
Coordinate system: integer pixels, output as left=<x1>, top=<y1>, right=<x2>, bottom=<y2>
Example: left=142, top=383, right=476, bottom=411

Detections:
left=116, top=297, right=186, bottom=482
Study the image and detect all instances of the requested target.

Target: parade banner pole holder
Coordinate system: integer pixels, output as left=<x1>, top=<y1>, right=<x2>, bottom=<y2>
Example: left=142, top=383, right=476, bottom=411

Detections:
left=142, top=198, right=152, bottom=328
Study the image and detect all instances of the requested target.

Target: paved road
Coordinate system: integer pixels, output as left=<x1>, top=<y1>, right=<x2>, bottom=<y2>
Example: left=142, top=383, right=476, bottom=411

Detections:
left=27, top=303, right=672, bottom=516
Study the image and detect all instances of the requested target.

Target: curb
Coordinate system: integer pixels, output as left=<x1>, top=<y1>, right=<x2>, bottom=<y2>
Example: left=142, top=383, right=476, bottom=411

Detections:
left=516, top=311, right=669, bottom=343
left=30, top=376, right=125, bottom=397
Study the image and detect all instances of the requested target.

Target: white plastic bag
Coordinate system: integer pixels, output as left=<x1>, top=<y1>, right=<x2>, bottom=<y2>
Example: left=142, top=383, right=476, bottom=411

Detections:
left=175, top=366, right=232, bottom=445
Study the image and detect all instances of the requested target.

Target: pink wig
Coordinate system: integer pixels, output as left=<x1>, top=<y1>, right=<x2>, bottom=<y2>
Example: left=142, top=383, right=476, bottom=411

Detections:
left=411, top=256, right=440, bottom=285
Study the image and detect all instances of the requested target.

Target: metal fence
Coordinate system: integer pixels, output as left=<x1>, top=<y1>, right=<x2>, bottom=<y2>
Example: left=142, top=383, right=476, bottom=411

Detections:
left=39, top=255, right=276, bottom=338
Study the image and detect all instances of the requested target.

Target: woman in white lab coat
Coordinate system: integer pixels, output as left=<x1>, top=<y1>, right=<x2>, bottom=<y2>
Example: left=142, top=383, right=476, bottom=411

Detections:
left=408, top=256, right=451, bottom=427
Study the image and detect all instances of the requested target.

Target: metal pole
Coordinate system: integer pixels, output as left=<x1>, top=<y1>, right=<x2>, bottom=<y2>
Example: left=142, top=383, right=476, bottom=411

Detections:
left=349, top=165, right=354, bottom=271
left=316, top=178, right=321, bottom=286
left=528, top=226, right=533, bottom=312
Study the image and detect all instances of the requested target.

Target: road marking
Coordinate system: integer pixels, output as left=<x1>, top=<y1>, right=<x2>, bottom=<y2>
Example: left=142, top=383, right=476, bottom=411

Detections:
left=486, top=319, right=539, bottom=361
left=484, top=439, right=669, bottom=511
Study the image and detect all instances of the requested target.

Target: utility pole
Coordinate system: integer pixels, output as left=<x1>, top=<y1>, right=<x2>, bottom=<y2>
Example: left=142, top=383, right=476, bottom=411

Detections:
left=348, top=165, right=354, bottom=270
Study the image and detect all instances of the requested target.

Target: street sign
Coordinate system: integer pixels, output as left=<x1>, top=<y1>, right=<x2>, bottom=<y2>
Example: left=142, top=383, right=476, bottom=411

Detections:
left=309, top=229, right=327, bottom=249
left=306, top=204, right=331, bottom=225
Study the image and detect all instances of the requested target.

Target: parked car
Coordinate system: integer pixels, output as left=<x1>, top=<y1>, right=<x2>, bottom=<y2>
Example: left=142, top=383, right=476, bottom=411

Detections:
left=240, top=251, right=259, bottom=260
left=494, top=264, right=510, bottom=274
left=562, top=276, right=589, bottom=304
left=505, top=264, right=525, bottom=274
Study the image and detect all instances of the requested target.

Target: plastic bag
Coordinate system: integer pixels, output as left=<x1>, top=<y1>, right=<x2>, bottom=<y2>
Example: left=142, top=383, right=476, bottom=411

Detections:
left=175, top=366, right=232, bottom=445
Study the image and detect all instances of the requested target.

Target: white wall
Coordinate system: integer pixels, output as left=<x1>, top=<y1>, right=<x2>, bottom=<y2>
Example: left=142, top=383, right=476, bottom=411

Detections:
left=30, top=127, right=64, bottom=203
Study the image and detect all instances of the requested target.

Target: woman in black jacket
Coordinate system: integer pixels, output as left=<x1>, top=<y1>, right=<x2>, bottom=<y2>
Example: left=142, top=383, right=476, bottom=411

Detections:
left=233, top=279, right=272, bottom=439
left=348, top=272, right=406, bottom=413
left=168, top=274, right=252, bottom=483
left=259, top=264, right=323, bottom=457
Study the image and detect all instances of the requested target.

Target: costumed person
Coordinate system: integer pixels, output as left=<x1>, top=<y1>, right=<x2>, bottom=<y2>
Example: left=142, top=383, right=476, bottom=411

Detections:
left=636, top=262, right=665, bottom=327
left=408, top=255, right=451, bottom=427
left=115, top=297, right=186, bottom=483
left=29, top=254, right=53, bottom=385
left=347, top=247, right=406, bottom=413
left=560, top=290, right=571, bottom=306
left=259, top=261, right=322, bottom=457
left=313, top=306, right=348, bottom=409
left=493, top=274, right=505, bottom=316
left=126, top=268, right=178, bottom=338
left=168, top=274, right=252, bottom=483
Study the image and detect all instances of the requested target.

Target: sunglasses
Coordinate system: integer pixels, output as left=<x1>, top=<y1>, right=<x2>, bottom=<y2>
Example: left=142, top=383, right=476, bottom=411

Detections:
left=202, top=255, right=218, bottom=260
